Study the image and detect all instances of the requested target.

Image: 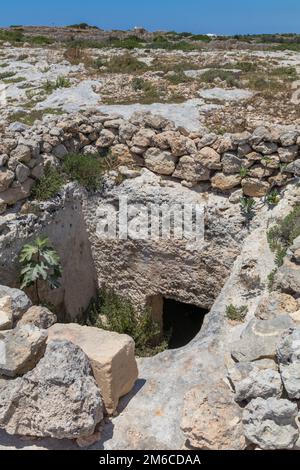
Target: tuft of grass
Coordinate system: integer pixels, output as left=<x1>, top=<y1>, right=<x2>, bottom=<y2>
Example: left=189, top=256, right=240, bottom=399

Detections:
left=85, top=289, right=169, bottom=357
left=3, top=76, right=26, bottom=84
left=226, top=304, right=248, bottom=322
left=43, top=76, right=71, bottom=93
left=62, top=153, right=103, bottom=191
left=166, top=71, right=191, bottom=85
left=200, top=69, right=239, bottom=87
left=0, top=71, right=16, bottom=80
left=32, top=167, right=65, bottom=201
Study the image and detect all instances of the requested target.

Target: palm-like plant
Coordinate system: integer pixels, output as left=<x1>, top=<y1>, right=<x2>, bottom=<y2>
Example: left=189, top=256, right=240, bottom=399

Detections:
left=19, top=237, right=62, bottom=304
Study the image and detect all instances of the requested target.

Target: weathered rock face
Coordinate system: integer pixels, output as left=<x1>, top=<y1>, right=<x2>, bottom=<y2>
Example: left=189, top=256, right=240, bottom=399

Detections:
left=243, top=398, right=299, bottom=450
left=181, top=380, right=246, bottom=450
left=277, top=328, right=300, bottom=400
left=48, top=323, right=138, bottom=414
left=231, top=316, right=294, bottom=362
left=82, top=169, right=247, bottom=311
left=0, top=325, right=48, bottom=377
left=234, top=368, right=283, bottom=403
left=0, top=340, right=103, bottom=439
left=255, top=292, right=298, bottom=320
left=17, top=306, right=57, bottom=329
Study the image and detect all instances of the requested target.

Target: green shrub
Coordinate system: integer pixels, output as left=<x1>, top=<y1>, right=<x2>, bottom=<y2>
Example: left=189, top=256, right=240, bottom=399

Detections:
left=62, top=153, right=102, bottom=190
left=0, top=71, right=16, bottom=80
left=86, top=290, right=169, bottom=357
left=226, top=304, right=248, bottom=322
left=166, top=71, right=191, bottom=85
left=0, top=29, right=24, bottom=43
left=44, top=76, right=71, bottom=93
left=240, top=196, right=256, bottom=219
left=200, top=69, right=239, bottom=87
left=267, top=204, right=300, bottom=267
left=32, top=167, right=65, bottom=201
left=30, top=35, right=53, bottom=46
left=105, top=54, right=148, bottom=73
left=266, top=189, right=280, bottom=206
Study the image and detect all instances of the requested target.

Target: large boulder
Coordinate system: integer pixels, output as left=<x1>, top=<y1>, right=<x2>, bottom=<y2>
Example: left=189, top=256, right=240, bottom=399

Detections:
left=243, top=398, right=299, bottom=450
left=277, top=327, right=300, bottom=400
left=173, top=155, right=210, bottom=182
left=231, top=316, right=294, bottom=362
left=0, top=325, right=47, bottom=377
left=241, top=178, right=270, bottom=197
left=181, top=380, right=246, bottom=450
left=48, top=323, right=138, bottom=414
left=17, top=306, right=57, bottom=329
left=0, top=340, right=103, bottom=439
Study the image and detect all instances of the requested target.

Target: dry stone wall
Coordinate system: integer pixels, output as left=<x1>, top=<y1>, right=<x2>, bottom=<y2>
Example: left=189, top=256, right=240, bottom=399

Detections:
left=1, top=110, right=300, bottom=215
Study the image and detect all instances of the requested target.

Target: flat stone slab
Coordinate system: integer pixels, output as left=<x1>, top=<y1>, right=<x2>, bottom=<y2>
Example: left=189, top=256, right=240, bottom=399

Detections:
left=48, top=323, right=138, bottom=414
left=199, top=87, right=254, bottom=102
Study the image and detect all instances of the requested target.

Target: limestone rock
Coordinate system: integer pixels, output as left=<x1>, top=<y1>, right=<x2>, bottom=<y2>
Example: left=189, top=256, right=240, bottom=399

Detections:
left=279, top=131, right=299, bottom=146
left=231, top=316, right=294, bottom=362
left=235, top=369, right=283, bottom=402
left=144, top=148, right=177, bottom=176
left=0, top=296, right=13, bottom=331
left=0, top=325, right=47, bottom=377
left=278, top=145, right=299, bottom=163
left=96, top=129, right=115, bottom=148
left=48, top=323, right=138, bottom=414
left=255, top=292, right=298, bottom=320
left=222, top=152, right=245, bottom=174
left=211, top=173, right=241, bottom=191
left=241, top=178, right=270, bottom=197
left=10, top=144, right=31, bottom=163
left=173, top=155, right=210, bottom=182
left=0, top=285, right=32, bottom=321
left=0, top=170, right=14, bottom=193
left=132, top=128, right=156, bottom=148
left=198, top=147, right=221, bottom=170
left=276, top=258, right=300, bottom=295
left=243, top=398, right=299, bottom=450
left=52, top=144, right=68, bottom=159
left=0, top=178, right=34, bottom=205
left=17, top=306, right=57, bottom=329
left=181, top=380, right=246, bottom=450
left=15, top=164, right=30, bottom=184
left=0, top=340, right=103, bottom=439
left=277, top=327, right=300, bottom=400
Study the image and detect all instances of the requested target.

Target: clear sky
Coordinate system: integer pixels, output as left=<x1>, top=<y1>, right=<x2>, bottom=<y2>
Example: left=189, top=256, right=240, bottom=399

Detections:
left=0, top=0, right=299, bottom=35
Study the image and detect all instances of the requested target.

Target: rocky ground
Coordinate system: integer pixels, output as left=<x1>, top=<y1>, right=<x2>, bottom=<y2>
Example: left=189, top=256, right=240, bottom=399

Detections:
left=1, top=27, right=300, bottom=451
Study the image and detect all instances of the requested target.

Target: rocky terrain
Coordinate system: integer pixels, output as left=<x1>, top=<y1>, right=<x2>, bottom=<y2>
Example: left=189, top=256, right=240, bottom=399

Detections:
left=1, top=26, right=300, bottom=451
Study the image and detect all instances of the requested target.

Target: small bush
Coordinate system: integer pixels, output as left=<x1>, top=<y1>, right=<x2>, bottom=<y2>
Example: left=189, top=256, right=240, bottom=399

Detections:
left=105, top=54, right=148, bottom=74
left=166, top=71, right=191, bottom=85
left=226, top=304, right=248, bottom=322
left=200, top=69, right=239, bottom=87
left=32, top=167, right=65, bottom=201
left=62, top=153, right=102, bottom=190
left=44, top=76, right=71, bottom=93
left=30, top=35, right=53, bottom=46
left=267, top=204, right=300, bottom=267
left=86, top=290, right=169, bottom=357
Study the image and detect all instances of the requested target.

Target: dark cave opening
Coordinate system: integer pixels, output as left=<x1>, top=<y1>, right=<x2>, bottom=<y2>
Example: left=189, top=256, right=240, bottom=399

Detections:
left=163, top=298, right=208, bottom=349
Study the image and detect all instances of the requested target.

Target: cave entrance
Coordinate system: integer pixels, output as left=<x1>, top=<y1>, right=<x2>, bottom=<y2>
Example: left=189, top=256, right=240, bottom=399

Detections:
left=148, top=295, right=208, bottom=350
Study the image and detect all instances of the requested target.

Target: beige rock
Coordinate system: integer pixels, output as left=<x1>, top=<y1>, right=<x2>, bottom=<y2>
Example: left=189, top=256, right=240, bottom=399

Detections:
left=197, top=147, right=221, bottom=170
left=144, top=148, right=177, bottom=176
left=242, top=178, right=270, bottom=197
left=48, top=323, right=138, bottom=414
left=0, top=170, right=14, bottom=193
left=167, top=133, right=188, bottom=157
left=18, top=306, right=57, bottom=329
left=10, top=144, right=31, bottom=163
left=96, top=129, right=115, bottom=148
left=173, top=155, right=210, bottom=182
left=289, top=310, right=300, bottom=324
left=181, top=380, right=246, bottom=450
left=0, top=296, right=13, bottom=330
left=0, top=178, right=34, bottom=205
left=255, top=292, right=298, bottom=320
left=132, top=128, right=156, bottom=148
left=211, top=173, right=241, bottom=191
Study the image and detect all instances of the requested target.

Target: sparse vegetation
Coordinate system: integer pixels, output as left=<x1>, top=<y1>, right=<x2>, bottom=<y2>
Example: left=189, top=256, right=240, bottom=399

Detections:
left=266, top=189, right=280, bottom=206
left=62, top=153, right=103, bottom=191
left=32, top=167, right=65, bottom=201
left=104, top=54, right=148, bottom=74
left=200, top=69, right=239, bottom=87
left=240, top=196, right=256, bottom=219
left=267, top=204, right=300, bottom=267
left=43, top=76, right=71, bottom=93
left=226, top=304, right=248, bottom=322
left=85, top=290, right=169, bottom=357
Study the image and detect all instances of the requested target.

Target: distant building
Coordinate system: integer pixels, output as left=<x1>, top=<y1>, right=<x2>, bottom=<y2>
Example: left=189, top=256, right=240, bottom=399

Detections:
left=206, top=33, right=217, bottom=38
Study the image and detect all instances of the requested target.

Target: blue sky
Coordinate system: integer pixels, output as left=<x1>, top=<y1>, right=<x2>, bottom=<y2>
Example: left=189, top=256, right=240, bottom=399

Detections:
left=0, top=0, right=299, bottom=35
